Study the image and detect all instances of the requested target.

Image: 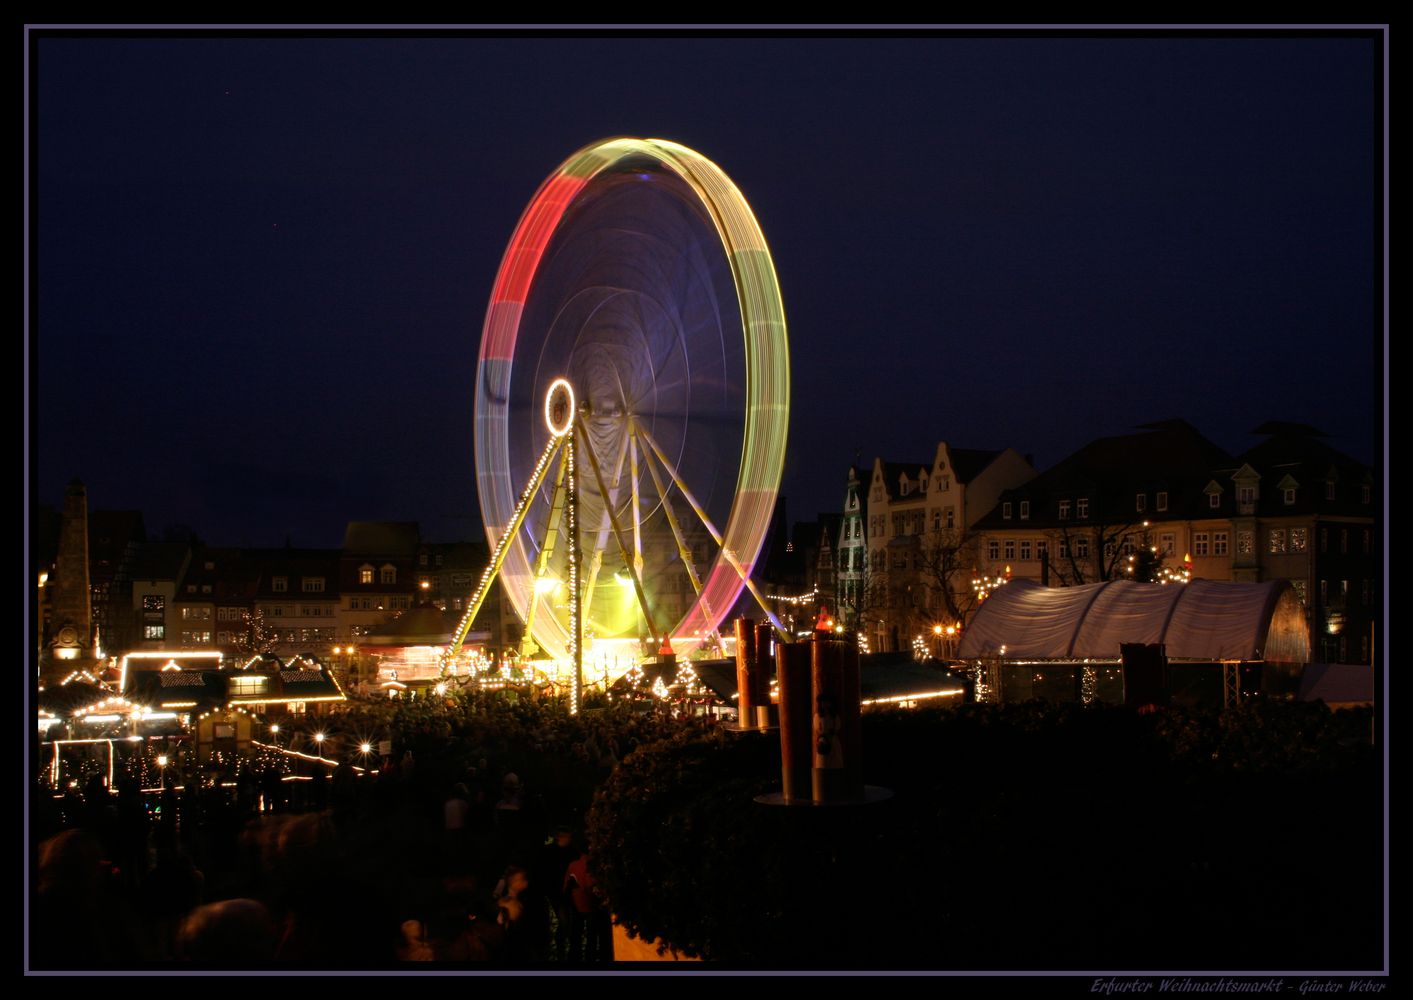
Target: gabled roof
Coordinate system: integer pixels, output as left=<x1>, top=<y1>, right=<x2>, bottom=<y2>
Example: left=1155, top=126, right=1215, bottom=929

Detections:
left=945, top=448, right=1004, bottom=484
left=129, top=541, right=192, bottom=582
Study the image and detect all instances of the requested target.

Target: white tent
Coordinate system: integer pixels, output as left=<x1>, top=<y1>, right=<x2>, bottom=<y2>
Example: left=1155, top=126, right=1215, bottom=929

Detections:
left=957, top=579, right=1309, bottom=663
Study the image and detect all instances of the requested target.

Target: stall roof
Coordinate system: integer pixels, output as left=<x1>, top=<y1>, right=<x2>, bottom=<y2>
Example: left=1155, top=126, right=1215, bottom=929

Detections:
left=958, top=579, right=1309, bottom=663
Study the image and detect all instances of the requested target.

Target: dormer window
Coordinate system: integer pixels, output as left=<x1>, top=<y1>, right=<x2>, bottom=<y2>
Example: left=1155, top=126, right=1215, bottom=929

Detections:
left=1077, top=498, right=1089, bottom=519
left=1058, top=500, right=1071, bottom=520
left=1156, top=491, right=1168, bottom=512
left=272, top=577, right=287, bottom=593
left=359, top=565, right=374, bottom=585
left=1209, top=493, right=1220, bottom=509
left=1002, top=502, right=1013, bottom=520
left=1283, top=487, right=1296, bottom=505
left=380, top=564, right=397, bottom=584
left=1136, top=493, right=1146, bottom=513
left=1019, top=501, right=1030, bottom=520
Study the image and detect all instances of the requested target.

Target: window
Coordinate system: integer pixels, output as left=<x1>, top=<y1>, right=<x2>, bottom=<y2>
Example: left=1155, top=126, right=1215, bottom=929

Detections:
left=1019, top=501, right=1030, bottom=520
left=380, top=565, right=397, bottom=584
left=1020, top=539, right=1032, bottom=561
left=1058, top=538, right=1070, bottom=559
left=988, top=540, right=1000, bottom=560
left=1136, top=493, right=1146, bottom=513
left=144, top=625, right=164, bottom=640
left=180, top=607, right=210, bottom=621
left=1159, top=532, right=1176, bottom=556
left=1290, top=580, right=1308, bottom=605
left=1283, top=487, right=1296, bottom=505
left=1209, top=492, right=1221, bottom=509
left=1058, top=500, right=1071, bottom=520
left=1290, top=528, right=1308, bottom=552
left=419, top=553, right=428, bottom=567
left=1319, top=579, right=1328, bottom=604
left=230, top=675, right=268, bottom=696
left=186, top=585, right=196, bottom=593
left=1156, top=492, right=1168, bottom=512
left=1268, top=529, right=1287, bottom=554
left=142, top=595, right=165, bottom=613
left=1003, top=503, right=1012, bottom=520
left=1194, top=532, right=1210, bottom=556
left=1237, top=485, right=1255, bottom=505
left=272, top=576, right=288, bottom=592
left=201, top=585, right=212, bottom=594
left=217, top=631, right=231, bottom=644
left=436, top=553, right=444, bottom=567
left=360, top=565, right=374, bottom=585
left=932, top=510, right=941, bottom=531
left=1340, top=529, right=1348, bottom=554
left=1340, top=579, right=1348, bottom=598
left=1320, top=528, right=1328, bottom=553
left=1237, top=530, right=1253, bottom=555
left=302, top=577, right=325, bottom=593
left=1362, top=579, right=1371, bottom=606
left=1213, top=532, right=1229, bottom=556
left=1363, top=529, right=1371, bottom=554
left=939, top=475, right=951, bottom=492
left=1036, top=540, right=1048, bottom=561
left=1004, top=539, right=1016, bottom=560
left=1074, top=537, right=1090, bottom=559
left=1361, top=484, right=1370, bottom=504
left=1326, top=481, right=1336, bottom=501
left=1076, top=498, right=1089, bottom=519
left=945, top=508, right=955, bottom=529
left=270, top=606, right=284, bottom=617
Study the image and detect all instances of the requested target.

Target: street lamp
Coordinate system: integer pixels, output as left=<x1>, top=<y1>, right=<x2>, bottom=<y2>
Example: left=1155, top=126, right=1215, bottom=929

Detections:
left=313, top=731, right=326, bottom=758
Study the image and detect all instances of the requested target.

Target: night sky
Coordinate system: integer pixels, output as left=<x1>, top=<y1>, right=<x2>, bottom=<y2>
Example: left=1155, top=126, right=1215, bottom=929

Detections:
left=30, top=30, right=1383, bottom=548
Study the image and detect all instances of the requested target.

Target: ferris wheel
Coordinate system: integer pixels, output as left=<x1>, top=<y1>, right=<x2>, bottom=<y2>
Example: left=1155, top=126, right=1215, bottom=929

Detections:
left=448, top=138, right=789, bottom=704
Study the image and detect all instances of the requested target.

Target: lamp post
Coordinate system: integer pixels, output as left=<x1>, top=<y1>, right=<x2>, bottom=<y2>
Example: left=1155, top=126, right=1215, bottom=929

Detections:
left=313, top=731, right=326, bottom=759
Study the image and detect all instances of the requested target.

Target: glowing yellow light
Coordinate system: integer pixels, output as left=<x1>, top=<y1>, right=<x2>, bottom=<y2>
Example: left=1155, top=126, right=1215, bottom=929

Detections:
left=360, top=742, right=372, bottom=754
left=544, top=378, right=576, bottom=438
left=933, top=624, right=943, bottom=635
left=38, top=572, right=48, bottom=586
left=157, top=755, right=169, bottom=767
left=333, top=646, right=342, bottom=654
left=314, top=732, right=325, bottom=743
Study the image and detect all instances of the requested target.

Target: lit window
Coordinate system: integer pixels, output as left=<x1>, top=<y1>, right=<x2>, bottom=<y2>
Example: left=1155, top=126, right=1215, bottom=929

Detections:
left=272, top=576, right=288, bottom=593
left=1156, top=492, right=1168, bottom=512
left=1237, top=531, right=1254, bottom=555
left=360, top=565, right=374, bottom=585
left=144, top=625, right=164, bottom=640
left=1268, top=529, right=1287, bottom=554
left=1019, top=501, right=1030, bottom=520
left=1290, top=528, right=1308, bottom=552
left=143, top=595, right=164, bottom=613
left=230, top=675, right=268, bottom=696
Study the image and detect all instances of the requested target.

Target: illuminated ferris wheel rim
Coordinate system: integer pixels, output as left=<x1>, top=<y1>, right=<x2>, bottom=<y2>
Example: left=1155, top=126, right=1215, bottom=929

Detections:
left=474, top=137, right=790, bottom=658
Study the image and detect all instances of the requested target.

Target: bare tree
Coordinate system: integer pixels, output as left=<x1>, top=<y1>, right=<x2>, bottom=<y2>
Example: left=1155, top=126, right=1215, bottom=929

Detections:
left=915, top=527, right=983, bottom=626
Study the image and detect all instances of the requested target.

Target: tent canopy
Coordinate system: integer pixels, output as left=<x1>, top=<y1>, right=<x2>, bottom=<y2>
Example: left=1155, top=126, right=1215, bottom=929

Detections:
left=957, top=579, right=1308, bottom=663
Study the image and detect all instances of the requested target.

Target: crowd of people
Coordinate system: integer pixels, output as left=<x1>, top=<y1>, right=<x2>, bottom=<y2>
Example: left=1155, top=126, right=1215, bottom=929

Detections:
left=31, top=692, right=711, bottom=968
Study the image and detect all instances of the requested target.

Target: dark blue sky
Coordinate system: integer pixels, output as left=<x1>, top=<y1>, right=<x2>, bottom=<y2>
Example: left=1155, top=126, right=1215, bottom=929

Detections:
left=31, top=30, right=1383, bottom=547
